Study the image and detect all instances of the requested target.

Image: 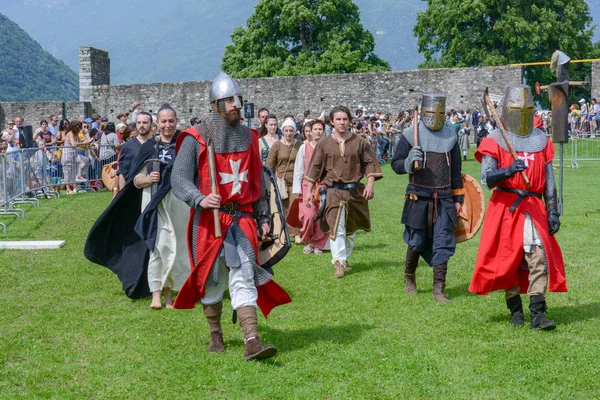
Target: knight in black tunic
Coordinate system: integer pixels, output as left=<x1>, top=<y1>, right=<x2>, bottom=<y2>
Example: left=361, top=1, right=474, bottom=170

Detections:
left=391, top=94, right=464, bottom=303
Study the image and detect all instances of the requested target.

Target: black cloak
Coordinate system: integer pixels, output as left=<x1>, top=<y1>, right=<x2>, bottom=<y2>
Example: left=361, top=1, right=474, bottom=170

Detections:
left=84, top=133, right=179, bottom=299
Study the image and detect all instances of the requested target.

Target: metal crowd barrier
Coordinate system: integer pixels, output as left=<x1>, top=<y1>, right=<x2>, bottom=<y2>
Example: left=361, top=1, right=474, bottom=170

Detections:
left=568, top=132, right=600, bottom=168
left=0, top=143, right=119, bottom=232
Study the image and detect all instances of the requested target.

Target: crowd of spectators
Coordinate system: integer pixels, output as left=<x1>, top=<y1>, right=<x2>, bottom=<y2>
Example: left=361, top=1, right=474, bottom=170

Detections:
left=5, top=94, right=596, bottom=198
left=568, top=98, right=600, bottom=137
left=0, top=103, right=173, bottom=196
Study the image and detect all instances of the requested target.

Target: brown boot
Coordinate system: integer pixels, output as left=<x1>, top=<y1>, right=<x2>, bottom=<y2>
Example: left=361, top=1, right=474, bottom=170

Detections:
left=203, top=302, right=225, bottom=353
left=334, top=260, right=345, bottom=278
left=404, top=249, right=420, bottom=294
left=432, top=263, right=451, bottom=303
left=237, top=306, right=277, bottom=361
left=404, top=273, right=417, bottom=294
left=405, top=249, right=420, bottom=275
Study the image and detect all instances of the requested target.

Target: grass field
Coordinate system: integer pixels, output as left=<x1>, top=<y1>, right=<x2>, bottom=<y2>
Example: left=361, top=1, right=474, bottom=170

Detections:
left=1, top=151, right=600, bottom=399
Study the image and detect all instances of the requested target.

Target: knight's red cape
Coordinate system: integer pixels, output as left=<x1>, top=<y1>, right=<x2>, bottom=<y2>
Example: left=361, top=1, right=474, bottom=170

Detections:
left=469, top=137, right=567, bottom=295
left=172, top=127, right=291, bottom=316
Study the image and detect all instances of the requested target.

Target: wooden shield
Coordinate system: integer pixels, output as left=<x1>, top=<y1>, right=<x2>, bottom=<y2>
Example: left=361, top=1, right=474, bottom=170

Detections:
left=455, top=173, right=486, bottom=243
left=258, top=165, right=291, bottom=269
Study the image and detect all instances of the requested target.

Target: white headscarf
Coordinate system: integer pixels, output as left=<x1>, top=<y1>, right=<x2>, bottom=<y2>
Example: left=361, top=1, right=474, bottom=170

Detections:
left=281, top=119, right=296, bottom=131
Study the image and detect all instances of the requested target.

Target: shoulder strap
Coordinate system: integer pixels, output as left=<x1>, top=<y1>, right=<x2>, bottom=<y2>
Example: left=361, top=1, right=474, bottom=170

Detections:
left=261, top=136, right=269, bottom=149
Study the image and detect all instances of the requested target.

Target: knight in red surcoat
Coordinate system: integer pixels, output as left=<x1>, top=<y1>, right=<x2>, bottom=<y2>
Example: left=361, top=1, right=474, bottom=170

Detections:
left=469, top=84, right=566, bottom=330
left=171, top=72, right=291, bottom=360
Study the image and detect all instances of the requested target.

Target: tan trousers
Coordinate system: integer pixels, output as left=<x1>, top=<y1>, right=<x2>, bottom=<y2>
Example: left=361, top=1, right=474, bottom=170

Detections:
left=505, top=244, right=548, bottom=299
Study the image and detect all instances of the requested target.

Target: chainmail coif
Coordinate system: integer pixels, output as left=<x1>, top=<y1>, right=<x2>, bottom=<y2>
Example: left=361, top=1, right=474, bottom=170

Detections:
left=488, top=128, right=548, bottom=153
left=198, top=110, right=251, bottom=154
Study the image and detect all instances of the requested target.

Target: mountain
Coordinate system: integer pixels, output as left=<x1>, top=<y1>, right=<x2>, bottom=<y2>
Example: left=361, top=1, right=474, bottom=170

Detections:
left=0, top=13, right=78, bottom=101
left=0, top=0, right=424, bottom=85
left=0, top=0, right=599, bottom=89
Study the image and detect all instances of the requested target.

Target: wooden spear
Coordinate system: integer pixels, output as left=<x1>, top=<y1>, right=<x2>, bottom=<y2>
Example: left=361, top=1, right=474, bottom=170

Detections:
left=412, top=106, right=421, bottom=171
left=207, top=136, right=222, bottom=238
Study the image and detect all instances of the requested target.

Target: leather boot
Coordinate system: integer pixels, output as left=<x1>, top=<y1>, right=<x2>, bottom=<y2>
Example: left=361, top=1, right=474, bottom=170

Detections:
left=432, top=263, right=451, bottom=303
left=506, top=295, right=524, bottom=327
left=203, top=302, right=225, bottom=353
left=334, top=260, right=345, bottom=278
left=529, top=295, right=556, bottom=331
left=237, top=306, right=277, bottom=361
left=404, top=273, right=417, bottom=295
left=404, top=249, right=419, bottom=294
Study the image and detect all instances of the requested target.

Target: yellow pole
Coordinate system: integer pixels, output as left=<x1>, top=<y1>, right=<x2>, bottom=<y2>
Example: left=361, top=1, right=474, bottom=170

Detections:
left=509, top=58, right=600, bottom=67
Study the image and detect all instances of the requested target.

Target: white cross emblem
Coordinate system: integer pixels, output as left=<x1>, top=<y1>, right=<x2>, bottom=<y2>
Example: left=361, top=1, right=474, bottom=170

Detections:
left=159, top=149, right=172, bottom=163
left=518, top=152, right=535, bottom=167
left=219, top=159, right=248, bottom=195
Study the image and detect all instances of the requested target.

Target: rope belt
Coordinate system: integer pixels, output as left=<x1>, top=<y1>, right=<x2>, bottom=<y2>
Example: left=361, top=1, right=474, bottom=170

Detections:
left=495, top=187, right=542, bottom=212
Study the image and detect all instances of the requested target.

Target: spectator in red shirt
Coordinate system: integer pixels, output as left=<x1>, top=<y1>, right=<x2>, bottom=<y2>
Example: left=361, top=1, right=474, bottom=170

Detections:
left=533, top=110, right=543, bottom=129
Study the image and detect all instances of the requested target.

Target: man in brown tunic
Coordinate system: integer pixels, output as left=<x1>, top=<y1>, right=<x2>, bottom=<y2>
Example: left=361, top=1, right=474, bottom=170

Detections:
left=304, top=106, right=383, bottom=278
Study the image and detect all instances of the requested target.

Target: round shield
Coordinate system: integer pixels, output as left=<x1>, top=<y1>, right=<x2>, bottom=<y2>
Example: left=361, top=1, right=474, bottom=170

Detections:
left=258, top=166, right=291, bottom=269
left=455, top=173, right=486, bottom=243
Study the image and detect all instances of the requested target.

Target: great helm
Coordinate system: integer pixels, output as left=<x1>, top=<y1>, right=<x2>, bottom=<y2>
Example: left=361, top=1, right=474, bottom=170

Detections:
left=551, top=50, right=571, bottom=82
left=500, top=84, right=535, bottom=137
left=209, top=72, right=243, bottom=109
left=421, top=94, right=446, bottom=131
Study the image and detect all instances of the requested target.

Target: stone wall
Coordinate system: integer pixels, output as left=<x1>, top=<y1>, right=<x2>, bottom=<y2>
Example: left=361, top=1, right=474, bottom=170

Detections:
left=591, top=61, right=600, bottom=100
left=79, top=47, right=110, bottom=102
left=89, top=66, right=522, bottom=127
left=0, top=102, right=92, bottom=130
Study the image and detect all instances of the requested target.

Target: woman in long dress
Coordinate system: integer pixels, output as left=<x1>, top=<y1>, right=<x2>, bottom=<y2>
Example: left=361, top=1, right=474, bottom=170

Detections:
left=266, top=119, right=302, bottom=242
left=133, top=107, right=190, bottom=309
left=458, top=121, right=471, bottom=161
left=292, top=119, right=328, bottom=254
left=61, top=120, right=86, bottom=195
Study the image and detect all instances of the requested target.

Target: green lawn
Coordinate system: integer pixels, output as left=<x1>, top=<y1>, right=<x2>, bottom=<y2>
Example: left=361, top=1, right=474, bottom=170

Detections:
left=1, top=151, right=599, bottom=399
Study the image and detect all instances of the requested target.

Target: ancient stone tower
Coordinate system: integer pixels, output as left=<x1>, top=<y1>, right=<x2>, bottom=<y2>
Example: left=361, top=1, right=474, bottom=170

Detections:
left=79, top=47, right=110, bottom=102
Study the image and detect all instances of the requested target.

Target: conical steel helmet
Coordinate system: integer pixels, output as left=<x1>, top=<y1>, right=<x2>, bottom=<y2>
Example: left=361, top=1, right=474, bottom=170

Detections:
left=209, top=72, right=242, bottom=107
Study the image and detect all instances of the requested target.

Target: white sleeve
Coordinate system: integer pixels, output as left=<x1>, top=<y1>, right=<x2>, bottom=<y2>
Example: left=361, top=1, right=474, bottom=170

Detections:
left=292, top=144, right=306, bottom=194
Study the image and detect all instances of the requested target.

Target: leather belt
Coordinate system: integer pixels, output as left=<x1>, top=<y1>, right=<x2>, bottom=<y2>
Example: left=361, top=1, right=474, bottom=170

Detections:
left=327, top=182, right=359, bottom=192
left=219, top=202, right=252, bottom=217
left=495, top=187, right=542, bottom=212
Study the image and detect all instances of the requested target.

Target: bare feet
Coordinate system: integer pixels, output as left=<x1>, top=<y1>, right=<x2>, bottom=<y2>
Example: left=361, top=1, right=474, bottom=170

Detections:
left=150, top=291, right=162, bottom=309
left=164, top=288, right=174, bottom=309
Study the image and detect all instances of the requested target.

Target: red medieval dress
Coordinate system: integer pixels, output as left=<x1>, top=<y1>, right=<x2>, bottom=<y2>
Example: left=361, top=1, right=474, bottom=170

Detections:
left=172, top=127, right=291, bottom=317
left=298, top=143, right=328, bottom=249
left=469, top=137, right=567, bottom=295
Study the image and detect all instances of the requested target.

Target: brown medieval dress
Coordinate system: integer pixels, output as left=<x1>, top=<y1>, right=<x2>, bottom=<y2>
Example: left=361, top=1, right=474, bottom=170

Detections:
left=266, top=139, right=302, bottom=237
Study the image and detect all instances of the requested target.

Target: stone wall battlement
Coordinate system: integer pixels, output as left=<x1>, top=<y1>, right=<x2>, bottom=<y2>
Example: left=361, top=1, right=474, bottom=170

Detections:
left=90, top=64, right=522, bottom=126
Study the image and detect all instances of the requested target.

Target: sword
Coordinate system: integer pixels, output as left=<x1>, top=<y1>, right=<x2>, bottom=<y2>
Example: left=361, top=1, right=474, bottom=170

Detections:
left=483, top=87, right=531, bottom=188
left=151, top=160, right=160, bottom=196
left=141, top=158, right=166, bottom=196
